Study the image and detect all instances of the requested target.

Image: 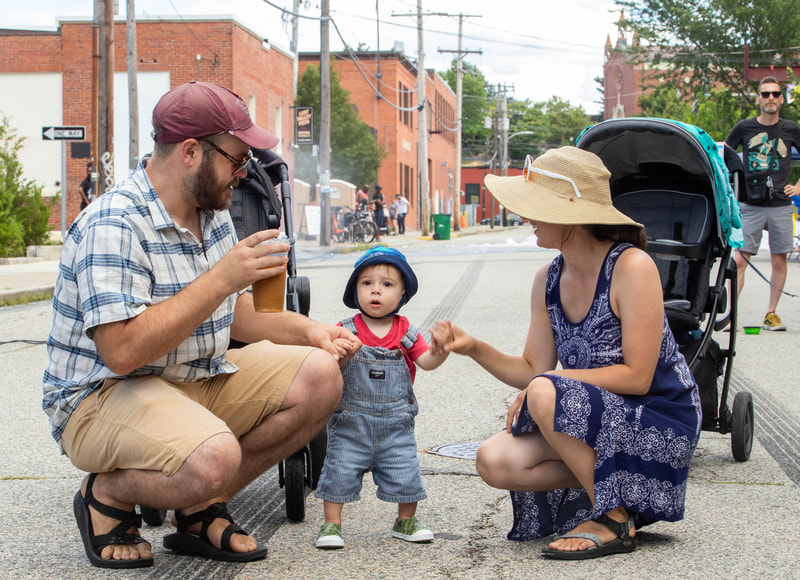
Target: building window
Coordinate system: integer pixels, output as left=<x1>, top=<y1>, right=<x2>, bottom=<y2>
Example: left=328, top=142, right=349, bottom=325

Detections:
left=399, top=82, right=414, bottom=128
left=249, top=94, right=257, bottom=120
left=402, top=163, right=414, bottom=203
left=465, top=183, right=480, bottom=205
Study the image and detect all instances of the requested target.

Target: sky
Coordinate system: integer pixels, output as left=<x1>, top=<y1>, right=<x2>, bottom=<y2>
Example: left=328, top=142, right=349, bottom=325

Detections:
left=1, top=0, right=622, bottom=115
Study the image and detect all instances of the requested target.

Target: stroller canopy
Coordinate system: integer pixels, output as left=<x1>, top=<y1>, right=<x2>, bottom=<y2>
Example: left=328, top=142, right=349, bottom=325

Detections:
left=577, top=118, right=743, bottom=248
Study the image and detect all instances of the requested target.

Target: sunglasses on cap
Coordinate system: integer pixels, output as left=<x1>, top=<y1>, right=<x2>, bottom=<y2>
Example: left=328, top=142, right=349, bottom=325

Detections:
left=760, top=91, right=782, bottom=99
left=522, top=154, right=582, bottom=198
left=200, top=137, right=253, bottom=174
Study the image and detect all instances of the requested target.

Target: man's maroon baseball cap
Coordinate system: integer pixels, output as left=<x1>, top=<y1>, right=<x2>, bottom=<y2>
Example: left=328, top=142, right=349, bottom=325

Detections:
left=152, top=81, right=279, bottom=149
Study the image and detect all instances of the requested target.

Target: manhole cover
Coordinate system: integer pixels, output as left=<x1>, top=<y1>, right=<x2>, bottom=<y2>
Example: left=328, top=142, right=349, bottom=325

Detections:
left=427, top=441, right=480, bottom=460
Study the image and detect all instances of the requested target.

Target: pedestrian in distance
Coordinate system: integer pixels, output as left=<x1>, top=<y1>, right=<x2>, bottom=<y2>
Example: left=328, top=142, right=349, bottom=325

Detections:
left=372, top=185, right=385, bottom=240
left=356, top=185, right=369, bottom=213
left=43, top=81, right=360, bottom=569
left=726, top=75, right=800, bottom=331
left=389, top=195, right=399, bottom=234
left=78, top=161, right=95, bottom=211
left=395, top=193, right=409, bottom=235
left=430, top=147, right=702, bottom=560
left=314, top=247, right=448, bottom=549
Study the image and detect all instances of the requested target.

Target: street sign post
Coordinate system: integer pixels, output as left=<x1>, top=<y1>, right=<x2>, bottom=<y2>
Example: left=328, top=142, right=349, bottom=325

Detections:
left=42, top=126, right=86, bottom=141
left=42, top=125, right=88, bottom=240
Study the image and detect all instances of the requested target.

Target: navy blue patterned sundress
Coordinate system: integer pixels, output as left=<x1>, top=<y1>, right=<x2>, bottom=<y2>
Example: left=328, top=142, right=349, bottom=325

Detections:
left=507, top=243, right=702, bottom=541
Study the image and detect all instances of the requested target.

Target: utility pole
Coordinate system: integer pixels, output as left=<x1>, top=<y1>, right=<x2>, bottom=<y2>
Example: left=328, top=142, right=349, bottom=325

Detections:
left=500, top=86, right=509, bottom=225
left=292, top=0, right=300, bottom=99
left=415, top=1, right=430, bottom=235
left=319, top=0, right=331, bottom=245
left=95, top=0, right=115, bottom=196
left=126, top=0, right=139, bottom=170
left=438, top=13, right=481, bottom=231
left=489, top=86, right=500, bottom=229
left=501, top=88, right=508, bottom=177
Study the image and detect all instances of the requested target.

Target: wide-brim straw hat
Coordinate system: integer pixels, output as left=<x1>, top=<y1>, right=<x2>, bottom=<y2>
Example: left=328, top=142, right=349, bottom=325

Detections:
left=484, top=146, right=642, bottom=228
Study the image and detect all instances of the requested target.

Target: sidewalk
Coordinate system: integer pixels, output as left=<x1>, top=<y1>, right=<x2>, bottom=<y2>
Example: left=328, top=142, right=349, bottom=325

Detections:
left=0, top=224, right=497, bottom=305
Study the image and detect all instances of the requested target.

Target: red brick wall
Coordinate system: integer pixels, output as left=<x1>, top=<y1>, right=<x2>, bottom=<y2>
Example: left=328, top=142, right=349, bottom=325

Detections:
left=299, top=53, right=457, bottom=230
left=0, top=19, right=294, bottom=228
left=0, top=30, right=63, bottom=72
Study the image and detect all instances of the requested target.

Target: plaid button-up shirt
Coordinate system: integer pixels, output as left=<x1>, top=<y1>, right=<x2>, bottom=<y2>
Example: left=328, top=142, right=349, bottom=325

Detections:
left=43, top=163, right=240, bottom=445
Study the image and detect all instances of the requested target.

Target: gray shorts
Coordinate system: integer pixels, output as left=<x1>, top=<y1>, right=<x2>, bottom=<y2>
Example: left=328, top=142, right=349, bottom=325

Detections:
left=739, top=203, right=794, bottom=255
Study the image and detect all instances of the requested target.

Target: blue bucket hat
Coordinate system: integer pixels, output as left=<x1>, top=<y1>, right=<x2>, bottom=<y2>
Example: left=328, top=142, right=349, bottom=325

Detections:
left=343, top=247, right=418, bottom=315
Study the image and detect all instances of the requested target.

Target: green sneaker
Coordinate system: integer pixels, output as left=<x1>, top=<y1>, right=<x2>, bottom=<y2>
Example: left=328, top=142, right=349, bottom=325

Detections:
left=391, top=516, right=434, bottom=543
left=315, top=522, right=344, bottom=549
left=763, top=312, right=787, bottom=331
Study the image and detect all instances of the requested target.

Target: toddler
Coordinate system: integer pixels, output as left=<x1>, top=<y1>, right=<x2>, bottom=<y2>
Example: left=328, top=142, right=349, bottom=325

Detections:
left=314, top=247, right=448, bottom=548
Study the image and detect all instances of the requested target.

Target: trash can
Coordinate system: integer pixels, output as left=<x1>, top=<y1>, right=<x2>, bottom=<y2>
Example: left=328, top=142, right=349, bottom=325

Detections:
left=432, top=214, right=451, bottom=240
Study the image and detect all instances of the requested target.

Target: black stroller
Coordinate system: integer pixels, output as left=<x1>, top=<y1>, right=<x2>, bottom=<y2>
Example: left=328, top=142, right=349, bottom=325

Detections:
left=141, top=150, right=325, bottom=525
left=233, top=150, right=325, bottom=521
left=577, top=117, right=754, bottom=461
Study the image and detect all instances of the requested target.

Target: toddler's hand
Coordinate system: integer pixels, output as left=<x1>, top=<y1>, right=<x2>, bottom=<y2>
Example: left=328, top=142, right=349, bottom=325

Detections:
left=332, top=337, right=360, bottom=366
left=429, top=320, right=453, bottom=356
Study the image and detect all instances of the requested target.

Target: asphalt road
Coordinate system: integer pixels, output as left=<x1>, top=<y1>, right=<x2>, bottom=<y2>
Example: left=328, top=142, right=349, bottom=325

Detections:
left=1, top=227, right=798, bottom=578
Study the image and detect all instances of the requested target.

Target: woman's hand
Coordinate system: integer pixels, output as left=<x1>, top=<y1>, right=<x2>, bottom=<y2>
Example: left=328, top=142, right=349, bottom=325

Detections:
left=506, top=387, right=528, bottom=432
left=430, top=320, right=475, bottom=356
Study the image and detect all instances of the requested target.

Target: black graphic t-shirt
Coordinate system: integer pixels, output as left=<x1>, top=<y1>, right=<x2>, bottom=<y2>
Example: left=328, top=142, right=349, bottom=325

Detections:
left=726, top=117, right=800, bottom=206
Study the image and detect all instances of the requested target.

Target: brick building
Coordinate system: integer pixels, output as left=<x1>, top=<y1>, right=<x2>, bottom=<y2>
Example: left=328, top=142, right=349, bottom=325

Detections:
left=0, top=17, right=295, bottom=232
left=299, top=50, right=458, bottom=231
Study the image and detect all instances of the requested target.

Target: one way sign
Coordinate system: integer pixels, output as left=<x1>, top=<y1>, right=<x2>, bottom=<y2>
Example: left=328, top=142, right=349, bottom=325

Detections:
left=42, top=126, right=86, bottom=141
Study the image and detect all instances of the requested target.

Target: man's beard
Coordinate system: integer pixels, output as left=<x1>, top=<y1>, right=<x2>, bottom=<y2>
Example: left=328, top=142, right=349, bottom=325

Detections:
left=761, top=102, right=780, bottom=115
left=185, top=156, right=237, bottom=212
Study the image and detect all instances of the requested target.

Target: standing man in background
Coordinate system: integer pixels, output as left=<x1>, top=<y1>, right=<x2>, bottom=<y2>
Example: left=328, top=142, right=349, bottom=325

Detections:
left=726, top=76, right=800, bottom=331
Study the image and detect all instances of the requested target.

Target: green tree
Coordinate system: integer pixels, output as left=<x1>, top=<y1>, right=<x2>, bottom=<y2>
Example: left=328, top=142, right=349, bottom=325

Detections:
left=507, top=99, right=548, bottom=162
left=294, top=63, right=385, bottom=187
left=505, top=97, right=591, bottom=165
left=692, top=86, right=749, bottom=140
left=0, top=116, right=55, bottom=257
left=440, top=60, right=492, bottom=158
left=637, top=82, right=694, bottom=120
left=545, top=97, right=591, bottom=147
left=616, top=0, right=800, bottom=114
left=637, top=82, right=758, bottom=141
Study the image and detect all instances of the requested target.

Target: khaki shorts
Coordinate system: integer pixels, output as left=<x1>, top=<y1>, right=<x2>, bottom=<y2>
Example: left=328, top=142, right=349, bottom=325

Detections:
left=61, top=341, right=313, bottom=476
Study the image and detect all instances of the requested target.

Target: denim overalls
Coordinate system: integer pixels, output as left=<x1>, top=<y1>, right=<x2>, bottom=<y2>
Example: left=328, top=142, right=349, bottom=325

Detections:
left=314, top=316, right=427, bottom=504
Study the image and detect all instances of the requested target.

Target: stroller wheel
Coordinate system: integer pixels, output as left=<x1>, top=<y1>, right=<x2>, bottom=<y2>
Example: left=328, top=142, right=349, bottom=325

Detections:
left=140, top=506, right=167, bottom=526
left=284, top=451, right=307, bottom=522
left=731, top=391, right=754, bottom=462
left=296, top=276, right=311, bottom=317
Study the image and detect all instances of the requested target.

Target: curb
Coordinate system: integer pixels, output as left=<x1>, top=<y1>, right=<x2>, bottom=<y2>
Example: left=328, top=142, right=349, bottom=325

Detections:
left=0, top=285, right=54, bottom=304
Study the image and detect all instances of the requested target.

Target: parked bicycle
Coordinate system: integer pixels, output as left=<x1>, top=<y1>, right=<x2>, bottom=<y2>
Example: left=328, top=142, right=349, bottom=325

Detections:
left=331, top=206, right=378, bottom=243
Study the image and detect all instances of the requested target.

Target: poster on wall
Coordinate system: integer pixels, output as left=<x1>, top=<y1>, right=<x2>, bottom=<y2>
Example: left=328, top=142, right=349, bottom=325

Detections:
left=295, top=107, right=313, bottom=145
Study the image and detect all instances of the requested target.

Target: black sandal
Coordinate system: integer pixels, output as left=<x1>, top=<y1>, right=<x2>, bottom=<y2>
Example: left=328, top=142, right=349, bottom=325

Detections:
left=162, top=502, right=268, bottom=562
left=541, top=512, right=637, bottom=560
left=72, top=473, right=154, bottom=568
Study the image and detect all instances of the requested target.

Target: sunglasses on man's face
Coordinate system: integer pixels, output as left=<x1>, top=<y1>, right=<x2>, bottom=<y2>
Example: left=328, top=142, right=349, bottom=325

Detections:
left=760, top=91, right=783, bottom=99
left=200, top=138, right=253, bottom=174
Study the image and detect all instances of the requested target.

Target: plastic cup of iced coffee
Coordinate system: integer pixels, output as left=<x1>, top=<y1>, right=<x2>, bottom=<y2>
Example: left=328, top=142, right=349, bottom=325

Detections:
left=252, top=237, right=291, bottom=313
